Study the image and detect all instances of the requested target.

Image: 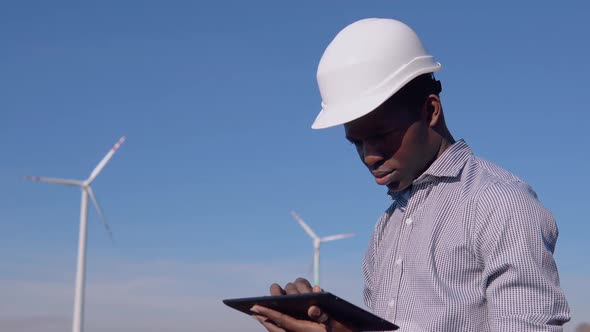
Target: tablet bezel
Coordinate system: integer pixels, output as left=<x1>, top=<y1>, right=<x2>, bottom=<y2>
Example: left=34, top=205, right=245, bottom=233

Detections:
left=223, top=292, right=398, bottom=331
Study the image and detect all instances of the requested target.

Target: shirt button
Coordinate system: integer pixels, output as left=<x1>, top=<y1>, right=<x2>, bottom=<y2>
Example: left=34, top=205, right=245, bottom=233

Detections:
left=405, top=218, right=413, bottom=225
left=395, top=258, right=403, bottom=266
left=388, top=299, right=396, bottom=307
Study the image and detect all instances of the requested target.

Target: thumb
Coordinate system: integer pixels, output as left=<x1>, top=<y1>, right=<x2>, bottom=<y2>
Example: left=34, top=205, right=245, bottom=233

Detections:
left=308, top=287, right=327, bottom=322
left=308, top=304, right=329, bottom=323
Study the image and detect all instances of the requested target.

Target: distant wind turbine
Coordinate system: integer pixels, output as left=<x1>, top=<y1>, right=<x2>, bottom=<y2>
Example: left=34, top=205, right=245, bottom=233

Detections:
left=24, top=136, right=126, bottom=332
left=291, top=210, right=355, bottom=287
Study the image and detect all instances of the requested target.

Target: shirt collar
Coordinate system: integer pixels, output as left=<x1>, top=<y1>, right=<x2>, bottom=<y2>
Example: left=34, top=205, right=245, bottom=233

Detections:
left=387, top=139, right=472, bottom=200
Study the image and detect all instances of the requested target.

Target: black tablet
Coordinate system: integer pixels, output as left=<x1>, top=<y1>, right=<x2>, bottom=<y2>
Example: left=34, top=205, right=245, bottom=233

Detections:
left=223, top=292, right=398, bottom=331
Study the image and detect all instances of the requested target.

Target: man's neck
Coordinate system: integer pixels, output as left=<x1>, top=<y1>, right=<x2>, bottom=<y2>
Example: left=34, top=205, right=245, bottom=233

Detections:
left=436, top=133, right=455, bottom=159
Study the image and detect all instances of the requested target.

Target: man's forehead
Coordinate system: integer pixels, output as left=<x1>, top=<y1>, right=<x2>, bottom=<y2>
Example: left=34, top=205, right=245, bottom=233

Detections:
left=344, top=105, right=407, bottom=136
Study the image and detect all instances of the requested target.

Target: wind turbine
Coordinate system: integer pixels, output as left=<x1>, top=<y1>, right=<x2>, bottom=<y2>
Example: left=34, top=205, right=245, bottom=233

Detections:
left=291, top=210, right=355, bottom=287
left=24, top=136, right=126, bottom=332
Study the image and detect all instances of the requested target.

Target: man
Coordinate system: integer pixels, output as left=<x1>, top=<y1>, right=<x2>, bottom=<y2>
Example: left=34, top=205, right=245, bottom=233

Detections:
left=251, top=18, right=570, bottom=331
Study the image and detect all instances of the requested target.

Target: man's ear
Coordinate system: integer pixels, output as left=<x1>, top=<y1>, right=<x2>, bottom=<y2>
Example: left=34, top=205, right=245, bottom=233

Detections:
left=425, top=95, right=442, bottom=128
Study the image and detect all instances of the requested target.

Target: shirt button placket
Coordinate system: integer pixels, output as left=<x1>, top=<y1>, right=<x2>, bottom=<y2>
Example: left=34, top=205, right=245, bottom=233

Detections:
left=387, top=255, right=403, bottom=320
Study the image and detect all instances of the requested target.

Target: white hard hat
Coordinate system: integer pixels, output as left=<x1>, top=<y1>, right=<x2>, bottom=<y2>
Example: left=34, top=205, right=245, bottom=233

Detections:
left=312, top=18, right=441, bottom=129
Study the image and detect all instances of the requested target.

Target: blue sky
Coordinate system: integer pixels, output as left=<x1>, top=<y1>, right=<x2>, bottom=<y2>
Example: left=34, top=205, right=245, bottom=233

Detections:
left=1, top=1, right=589, bottom=331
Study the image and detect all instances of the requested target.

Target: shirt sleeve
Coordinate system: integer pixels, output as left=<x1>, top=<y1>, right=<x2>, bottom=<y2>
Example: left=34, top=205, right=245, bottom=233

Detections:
left=474, top=181, right=570, bottom=331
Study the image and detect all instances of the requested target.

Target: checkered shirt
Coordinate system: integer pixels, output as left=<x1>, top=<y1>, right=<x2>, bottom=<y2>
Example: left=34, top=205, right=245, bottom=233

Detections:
left=362, top=140, right=570, bottom=331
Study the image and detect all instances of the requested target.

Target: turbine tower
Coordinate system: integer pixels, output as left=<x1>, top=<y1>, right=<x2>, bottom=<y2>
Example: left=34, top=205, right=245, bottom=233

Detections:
left=291, top=210, right=355, bottom=287
left=24, top=136, right=125, bottom=332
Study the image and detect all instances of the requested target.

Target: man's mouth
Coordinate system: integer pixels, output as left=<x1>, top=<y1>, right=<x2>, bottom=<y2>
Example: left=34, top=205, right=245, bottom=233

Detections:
left=372, top=169, right=396, bottom=185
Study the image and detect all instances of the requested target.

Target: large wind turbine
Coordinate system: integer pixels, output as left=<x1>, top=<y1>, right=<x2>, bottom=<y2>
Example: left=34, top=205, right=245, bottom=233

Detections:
left=24, top=136, right=126, bottom=332
left=291, top=210, right=355, bottom=287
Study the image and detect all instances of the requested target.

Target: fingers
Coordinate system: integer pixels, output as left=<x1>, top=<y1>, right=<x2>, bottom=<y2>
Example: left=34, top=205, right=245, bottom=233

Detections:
left=284, top=282, right=298, bottom=294
left=251, top=305, right=324, bottom=332
left=270, top=283, right=286, bottom=296
left=270, top=278, right=313, bottom=296
left=284, top=277, right=313, bottom=294
left=294, top=277, right=313, bottom=293
left=252, top=314, right=285, bottom=332
left=261, top=280, right=356, bottom=332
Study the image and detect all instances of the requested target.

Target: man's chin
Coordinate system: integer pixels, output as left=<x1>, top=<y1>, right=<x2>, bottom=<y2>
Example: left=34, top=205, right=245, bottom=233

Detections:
left=386, top=181, right=411, bottom=193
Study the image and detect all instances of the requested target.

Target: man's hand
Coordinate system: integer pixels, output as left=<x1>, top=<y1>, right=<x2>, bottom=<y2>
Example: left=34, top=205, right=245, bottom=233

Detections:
left=251, top=278, right=358, bottom=332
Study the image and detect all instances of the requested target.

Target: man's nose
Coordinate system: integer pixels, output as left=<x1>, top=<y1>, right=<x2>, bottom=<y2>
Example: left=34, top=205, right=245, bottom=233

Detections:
left=362, top=143, right=383, bottom=167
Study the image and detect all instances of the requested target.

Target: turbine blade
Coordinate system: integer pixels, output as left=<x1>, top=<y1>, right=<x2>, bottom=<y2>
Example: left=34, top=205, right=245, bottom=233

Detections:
left=291, top=210, right=318, bottom=239
left=86, top=186, right=115, bottom=243
left=320, top=233, right=356, bottom=242
left=23, top=176, right=82, bottom=186
left=87, top=136, right=126, bottom=184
